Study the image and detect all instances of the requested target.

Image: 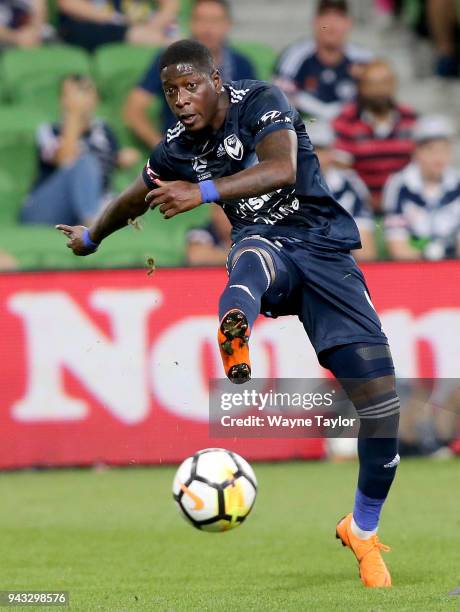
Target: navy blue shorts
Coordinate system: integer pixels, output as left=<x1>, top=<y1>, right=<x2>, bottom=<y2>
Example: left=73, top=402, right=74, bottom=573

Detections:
left=227, top=235, right=388, bottom=356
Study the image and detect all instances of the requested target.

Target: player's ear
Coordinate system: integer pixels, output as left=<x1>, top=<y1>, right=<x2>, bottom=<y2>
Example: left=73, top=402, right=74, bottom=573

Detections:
left=211, top=69, right=222, bottom=92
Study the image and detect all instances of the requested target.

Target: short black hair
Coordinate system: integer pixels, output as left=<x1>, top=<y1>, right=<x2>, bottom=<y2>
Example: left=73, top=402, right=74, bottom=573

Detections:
left=159, top=39, right=216, bottom=75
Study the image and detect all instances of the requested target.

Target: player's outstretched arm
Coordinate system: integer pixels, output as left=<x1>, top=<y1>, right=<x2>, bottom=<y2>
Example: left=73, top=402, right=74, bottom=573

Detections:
left=146, top=130, right=298, bottom=219
left=56, top=175, right=150, bottom=256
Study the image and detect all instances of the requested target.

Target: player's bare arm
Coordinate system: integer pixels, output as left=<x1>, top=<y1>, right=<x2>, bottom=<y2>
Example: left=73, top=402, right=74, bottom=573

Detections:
left=56, top=175, right=149, bottom=255
left=146, top=129, right=298, bottom=219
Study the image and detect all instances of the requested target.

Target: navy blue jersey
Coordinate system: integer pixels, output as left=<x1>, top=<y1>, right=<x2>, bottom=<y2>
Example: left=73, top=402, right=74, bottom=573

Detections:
left=143, top=79, right=361, bottom=251
left=138, top=47, right=256, bottom=133
left=33, top=119, right=119, bottom=192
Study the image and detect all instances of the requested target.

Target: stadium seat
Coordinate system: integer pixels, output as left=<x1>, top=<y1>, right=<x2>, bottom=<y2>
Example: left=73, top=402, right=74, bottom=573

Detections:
left=231, top=41, right=278, bottom=81
left=2, top=46, right=91, bottom=116
left=0, top=106, right=52, bottom=223
left=94, top=44, right=158, bottom=107
left=0, top=204, right=211, bottom=270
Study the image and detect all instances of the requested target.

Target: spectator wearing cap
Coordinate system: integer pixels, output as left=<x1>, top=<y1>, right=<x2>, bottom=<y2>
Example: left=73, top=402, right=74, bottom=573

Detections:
left=273, top=0, right=373, bottom=122
left=123, top=0, right=256, bottom=148
left=186, top=204, right=232, bottom=266
left=333, top=59, right=417, bottom=213
left=383, top=115, right=460, bottom=261
left=308, top=120, right=377, bottom=261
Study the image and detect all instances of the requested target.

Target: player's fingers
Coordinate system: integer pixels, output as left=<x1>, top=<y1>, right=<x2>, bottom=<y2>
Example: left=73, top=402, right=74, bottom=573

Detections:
left=163, top=208, right=176, bottom=219
left=159, top=202, right=173, bottom=214
left=56, top=224, right=74, bottom=237
left=146, top=188, right=167, bottom=206
left=145, top=189, right=160, bottom=205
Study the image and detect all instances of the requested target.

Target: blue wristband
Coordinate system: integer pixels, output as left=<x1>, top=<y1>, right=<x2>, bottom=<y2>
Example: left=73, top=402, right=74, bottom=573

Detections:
left=82, top=228, right=100, bottom=252
left=199, top=180, right=220, bottom=203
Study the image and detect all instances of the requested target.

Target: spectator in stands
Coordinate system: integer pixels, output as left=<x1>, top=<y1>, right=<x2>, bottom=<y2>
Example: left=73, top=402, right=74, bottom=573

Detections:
left=20, top=74, right=139, bottom=227
left=273, top=0, right=373, bottom=122
left=308, top=121, right=377, bottom=261
left=333, top=59, right=417, bottom=213
left=427, top=0, right=460, bottom=78
left=383, top=115, right=460, bottom=261
left=123, top=0, right=256, bottom=148
left=58, top=0, right=179, bottom=53
left=0, top=0, right=47, bottom=48
left=186, top=204, right=232, bottom=266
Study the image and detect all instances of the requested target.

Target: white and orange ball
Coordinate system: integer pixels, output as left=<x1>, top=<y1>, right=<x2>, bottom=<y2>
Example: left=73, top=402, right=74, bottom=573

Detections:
left=172, top=448, right=257, bottom=532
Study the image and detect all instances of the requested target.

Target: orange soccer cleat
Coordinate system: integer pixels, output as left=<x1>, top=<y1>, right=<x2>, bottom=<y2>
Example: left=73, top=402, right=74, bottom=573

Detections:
left=218, top=309, right=251, bottom=384
left=336, top=513, right=392, bottom=588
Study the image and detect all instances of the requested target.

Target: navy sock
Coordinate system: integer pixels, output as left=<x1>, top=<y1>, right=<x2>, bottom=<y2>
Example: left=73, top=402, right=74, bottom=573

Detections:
left=354, top=433, right=399, bottom=531
left=219, top=250, right=270, bottom=329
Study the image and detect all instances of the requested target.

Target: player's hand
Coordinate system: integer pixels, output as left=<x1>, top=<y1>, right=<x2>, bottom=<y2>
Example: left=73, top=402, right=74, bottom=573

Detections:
left=55, top=225, right=98, bottom=256
left=145, top=179, right=202, bottom=219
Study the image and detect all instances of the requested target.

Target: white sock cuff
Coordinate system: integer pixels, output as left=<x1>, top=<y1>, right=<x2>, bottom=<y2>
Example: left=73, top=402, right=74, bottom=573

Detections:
left=351, top=516, right=377, bottom=540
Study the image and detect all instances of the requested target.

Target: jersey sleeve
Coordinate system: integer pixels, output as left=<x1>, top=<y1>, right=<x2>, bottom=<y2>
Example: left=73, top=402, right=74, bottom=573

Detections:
left=142, top=141, right=178, bottom=188
left=240, top=84, right=296, bottom=146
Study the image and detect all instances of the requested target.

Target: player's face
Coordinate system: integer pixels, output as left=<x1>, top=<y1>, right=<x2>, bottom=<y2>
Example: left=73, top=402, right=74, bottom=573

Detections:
left=161, top=64, right=222, bottom=131
left=314, top=11, right=352, bottom=49
left=415, top=139, right=452, bottom=181
left=190, top=1, right=231, bottom=52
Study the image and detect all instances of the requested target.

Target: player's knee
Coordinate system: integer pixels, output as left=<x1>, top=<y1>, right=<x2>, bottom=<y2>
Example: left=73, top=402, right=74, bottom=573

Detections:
left=229, top=244, right=276, bottom=286
left=320, top=343, right=395, bottom=381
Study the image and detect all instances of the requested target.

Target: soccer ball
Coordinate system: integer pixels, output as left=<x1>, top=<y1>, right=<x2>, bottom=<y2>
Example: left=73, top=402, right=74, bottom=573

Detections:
left=172, top=448, right=257, bottom=532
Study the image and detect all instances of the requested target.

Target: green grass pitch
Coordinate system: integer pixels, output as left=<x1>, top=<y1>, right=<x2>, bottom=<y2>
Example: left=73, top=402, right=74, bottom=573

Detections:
left=0, top=458, right=459, bottom=611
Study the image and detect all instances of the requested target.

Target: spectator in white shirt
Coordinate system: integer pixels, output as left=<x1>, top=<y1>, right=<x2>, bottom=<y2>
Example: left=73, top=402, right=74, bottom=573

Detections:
left=383, top=115, right=460, bottom=260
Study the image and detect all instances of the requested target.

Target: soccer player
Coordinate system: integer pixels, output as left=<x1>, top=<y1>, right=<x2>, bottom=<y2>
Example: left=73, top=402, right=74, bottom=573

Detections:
left=57, top=39, right=400, bottom=588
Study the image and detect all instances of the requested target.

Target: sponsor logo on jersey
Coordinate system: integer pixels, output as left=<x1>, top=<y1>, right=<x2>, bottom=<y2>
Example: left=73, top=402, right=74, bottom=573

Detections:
left=260, top=110, right=282, bottom=122
left=217, top=143, right=226, bottom=157
left=192, top=156, right=207, bottom=174
left=224, top=134, right=244, bottom=161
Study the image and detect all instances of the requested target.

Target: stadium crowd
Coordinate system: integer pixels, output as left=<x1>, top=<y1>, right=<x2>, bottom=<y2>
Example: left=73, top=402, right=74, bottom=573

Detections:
left=0, top=0, right=459, bottom=270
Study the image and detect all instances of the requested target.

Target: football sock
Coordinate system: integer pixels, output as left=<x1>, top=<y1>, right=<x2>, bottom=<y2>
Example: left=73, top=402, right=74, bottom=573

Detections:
left=351, top=515, right=376, bottom=539
left=354, top=427, right=399, bottom=535
left=219, top=250, right=270, bottom=329
left=318, top=344, right=400, bottom=538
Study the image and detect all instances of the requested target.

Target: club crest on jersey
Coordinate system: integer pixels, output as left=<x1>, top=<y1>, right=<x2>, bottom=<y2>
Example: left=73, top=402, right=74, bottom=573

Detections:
left=224, top=134, right=244, bottom=161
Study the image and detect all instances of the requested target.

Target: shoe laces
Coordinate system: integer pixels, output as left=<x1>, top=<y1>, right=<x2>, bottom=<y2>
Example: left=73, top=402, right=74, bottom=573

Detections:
left=368, top=535, right=391, bottom=554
